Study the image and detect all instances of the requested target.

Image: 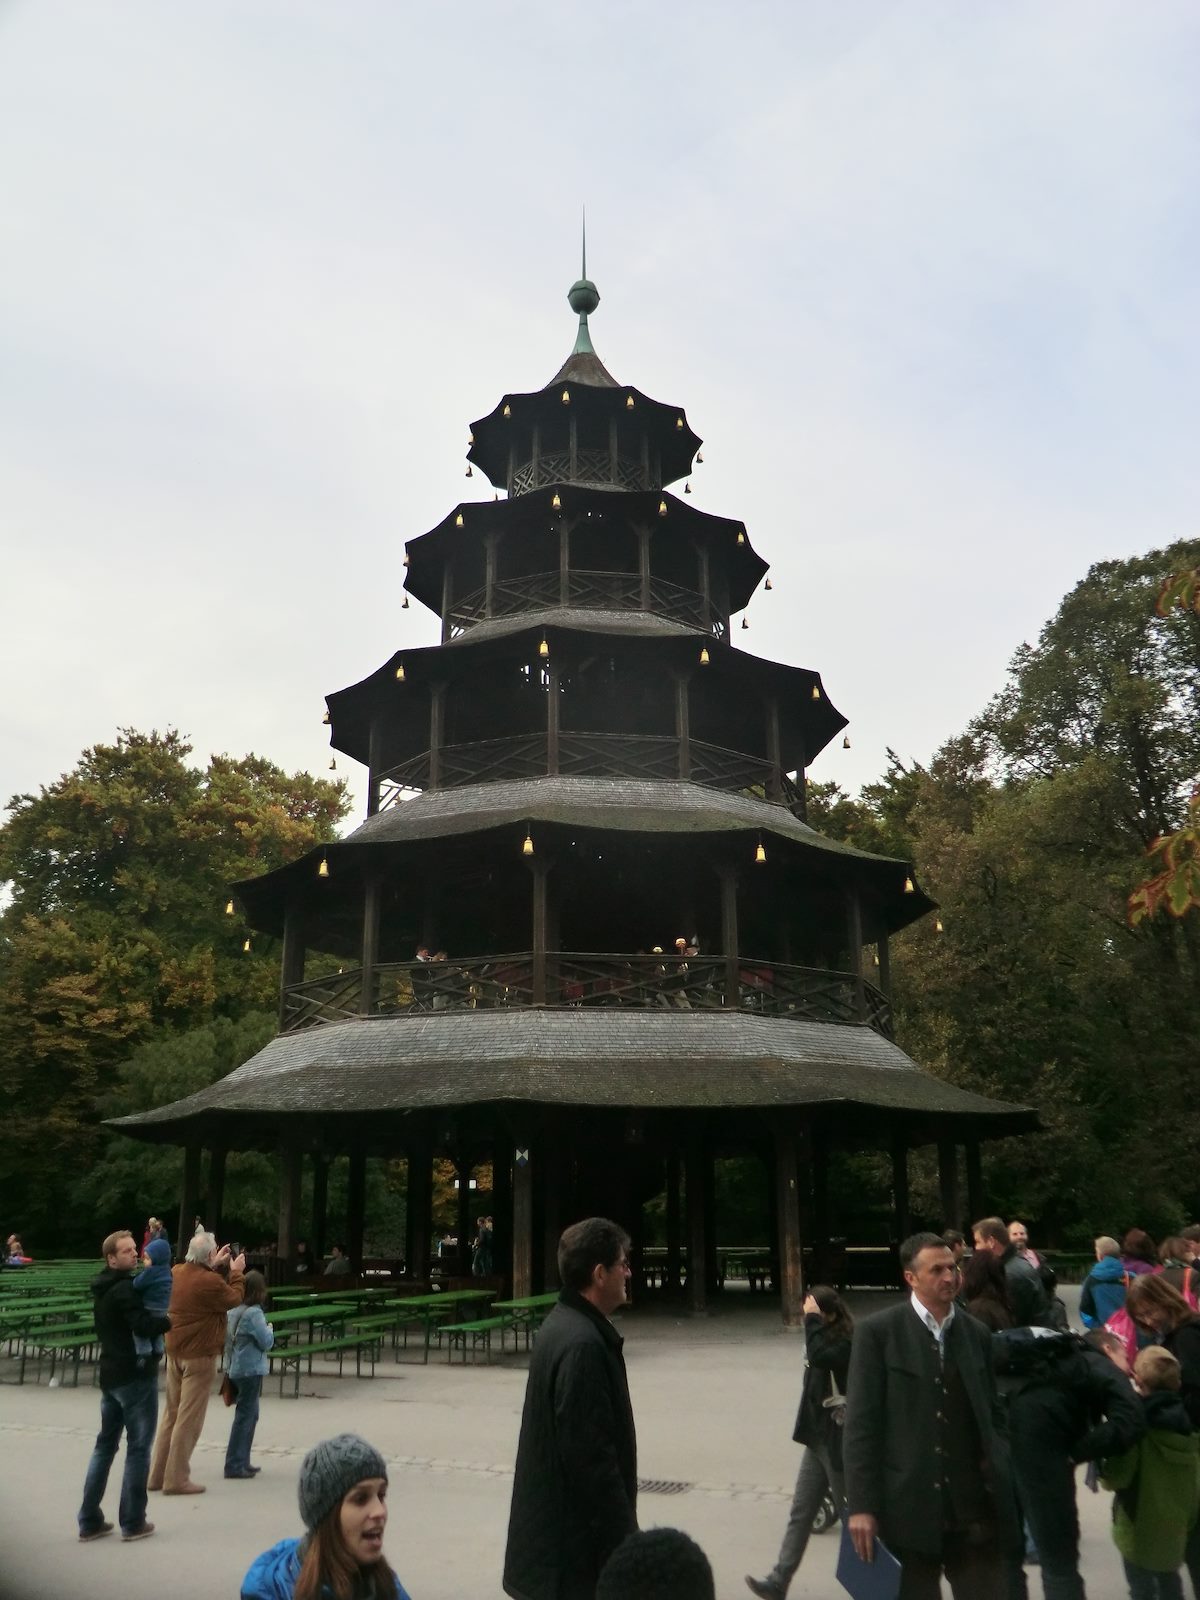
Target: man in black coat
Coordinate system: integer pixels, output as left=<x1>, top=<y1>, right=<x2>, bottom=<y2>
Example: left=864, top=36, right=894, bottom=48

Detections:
left=504, top=1217, right=638, bottom=1600
left=995, top=1326, right=1143, bottom=1600
left=77, top=1228, right=172, bottom=1542
left=973, top=1216, right=1052, bottom=1328
left=844, top=1231, right=1019, bottom=1600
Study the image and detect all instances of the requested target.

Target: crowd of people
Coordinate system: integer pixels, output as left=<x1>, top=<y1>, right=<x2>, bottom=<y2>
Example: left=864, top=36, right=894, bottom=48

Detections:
left=68, top=1210, right=1200, bottom=1598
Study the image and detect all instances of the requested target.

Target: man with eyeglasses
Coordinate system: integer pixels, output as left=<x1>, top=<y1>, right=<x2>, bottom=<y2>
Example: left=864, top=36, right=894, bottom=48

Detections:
left=504, top=1217, right=638, bottom=1600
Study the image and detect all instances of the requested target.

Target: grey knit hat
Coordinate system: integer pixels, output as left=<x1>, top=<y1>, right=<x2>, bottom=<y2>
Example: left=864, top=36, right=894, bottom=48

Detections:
left=298, top=1434, right=388, bottom=1531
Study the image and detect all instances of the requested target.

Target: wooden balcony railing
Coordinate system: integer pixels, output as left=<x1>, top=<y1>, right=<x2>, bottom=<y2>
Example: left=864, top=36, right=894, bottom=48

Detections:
left=510, top=452, right=651, bottom=495
left=281, top=953, right=893, bottom=1039
left=446, top=570, right=725, bottom=638
left=376, top=733, right=805, bottom=816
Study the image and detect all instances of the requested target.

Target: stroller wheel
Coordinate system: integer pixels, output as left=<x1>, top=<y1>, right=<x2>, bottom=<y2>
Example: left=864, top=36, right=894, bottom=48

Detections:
left=810, top=1493, right=839, bottom=1534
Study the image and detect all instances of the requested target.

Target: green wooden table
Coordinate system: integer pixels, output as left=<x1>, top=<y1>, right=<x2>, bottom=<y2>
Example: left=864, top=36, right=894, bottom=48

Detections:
left=381, top=1289, right=494, bottom=1362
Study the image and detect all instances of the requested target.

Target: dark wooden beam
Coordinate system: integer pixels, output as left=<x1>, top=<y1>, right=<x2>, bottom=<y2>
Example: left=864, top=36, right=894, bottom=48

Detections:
left=440, top=561, right=453, bottom=645
left=367, top=717, right=382, bottom=817
left=513, top=1144, right=534, bottom=1298
left=765, top=696, right=783, bottom=802
left=530, top=860, right=548, bottom=1005
left=277, top=1138, right=302, bottom=1269
left=279, top=903, right=305, bottom=1031
left=665, top=1148, right=682, bottom=1291
left=685, top=1123, right=708, bottom=1315
left=559, top=517, right=570, bottom=606
left=312, top=1154, right=329, bottom=1258
left=406, top=1129, right=432, bottom=1283
left=347, top=1148, right=366, bottom=1270
left=891, top=1135, right=910, bottom=1244
left=719, top=862, right=739, bottom=1009
left=675, top=674, right=691, bottom=780
left=484, top=536, right=498, bottom=619
left=774, top=1122, right=805, bottom=1328
left=638, top=526, right=651, bottom=611
left=177, top=1142, right=201, bottom=1260
left=428, top=682, right=446, bottom=790
left=846, top=889, right=866, bottom=1020
left=546, top=667, right=560, bottom=776
left=207, top=1146, right=227, bottom=1242
left=360, top=874, right=382, bottom=1016
left=966, top=1138, right=984, bottom=1225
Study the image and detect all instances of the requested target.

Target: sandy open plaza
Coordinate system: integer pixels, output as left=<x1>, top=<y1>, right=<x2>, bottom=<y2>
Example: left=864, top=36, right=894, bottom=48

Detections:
left=0, top=1286, right=1132, bottom=1600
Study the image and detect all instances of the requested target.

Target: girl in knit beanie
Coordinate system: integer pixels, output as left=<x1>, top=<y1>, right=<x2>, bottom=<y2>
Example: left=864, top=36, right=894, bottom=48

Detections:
left=240, top=1434, right=414, bottom=1600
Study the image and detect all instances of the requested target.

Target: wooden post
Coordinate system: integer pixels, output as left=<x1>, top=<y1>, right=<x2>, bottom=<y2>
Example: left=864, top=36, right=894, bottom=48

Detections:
left=638, top=526, right=651, bottom=611
left=312, top=1155, right=329, bottom=1258
left=891, top=1136, right=910, bottom=1244
left=277, top=1138, right=302, bottom=1269
left=456, top=1158, right=473, bottom=1274
left=531, top=422, right=540, bottom=491
left=360, top=874, right=381, bottom=1016
left=440, top=561, right=453, bottom=644
left=559, top=518, right=570, bottom=607
left=491, top=1139, right=512, bottom=1294
left=765, top=696, right=783, bottom=802
left=428, top=682, right=445, bottom=790
left=774, top=1123, right=805, bottom=1328
left=719, top=862, right=739, bottom=1010
left=966, top=1138, right=984, bottom=1226
left=207, top=1146, right=227, bottom=1242
left=812, top=1129, right=830, bottom=1258
left=367, top=716, right=382, bottom=817
left=347, top=1148, right=366, bottom=1271
left=685, top=1124, right=708, bottom=1315
left=279, top=903, right=305, bottom=1031
left=513, top=1145, right=534, bottom=1298
left=177, top=1142, right=201, bottom=1260
left=530, top=859, right=548, bottom=1005
left=484, top=536, right=498, bottom=619
left=568, top=413, right=577, bottom=480
left=640, top=430, right=650, bottom=489
left=846, top=889, right=866, bottom=1020
left=794, top=736, right=808, bottom=822
left=546, top=666, right=560, bottom=776
left=608, top=417, right=619, bottom=485
left=406, top=1129, right=432, bottom=1283
left=675, top=675, right=691, bottom=781
left=697, top=544, right=711, bottom=620
left=938, top=1140, right=960, bottom=1232
left=541, top=1122, right=563, bottom=1287
left=665, top=1148, right=682, bottom=1290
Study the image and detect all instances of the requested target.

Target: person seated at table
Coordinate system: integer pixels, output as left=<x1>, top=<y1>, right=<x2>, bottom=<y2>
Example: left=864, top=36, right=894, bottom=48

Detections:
left=5, top=1234, right=31, bottom=1266
left=240, top=1433, right=414, bottom=1599
left=322, top=1244, right=353, bottom=1279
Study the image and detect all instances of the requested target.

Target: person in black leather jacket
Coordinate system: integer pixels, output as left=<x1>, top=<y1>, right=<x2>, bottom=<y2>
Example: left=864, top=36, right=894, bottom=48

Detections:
left=744, top=1286, right=853, bottom=1600
left=995, top=1327, right=1144, bottom=1600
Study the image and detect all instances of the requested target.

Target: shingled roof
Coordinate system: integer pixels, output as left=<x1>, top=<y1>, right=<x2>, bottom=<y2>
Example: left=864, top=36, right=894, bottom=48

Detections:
left=110, top=1010, right=1035, bottom=1144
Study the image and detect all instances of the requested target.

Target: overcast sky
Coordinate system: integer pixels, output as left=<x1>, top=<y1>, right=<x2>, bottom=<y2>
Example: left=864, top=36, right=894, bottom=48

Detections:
left=3, top=1, right=1198, bottom=830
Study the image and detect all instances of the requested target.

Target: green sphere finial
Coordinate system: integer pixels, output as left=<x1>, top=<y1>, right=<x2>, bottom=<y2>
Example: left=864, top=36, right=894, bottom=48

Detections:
left=568, top=277, right=600, bottom=316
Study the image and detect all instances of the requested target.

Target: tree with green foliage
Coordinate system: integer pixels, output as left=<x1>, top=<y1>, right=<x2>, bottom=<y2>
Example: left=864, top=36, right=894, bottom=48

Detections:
left=0, top=729, right=347, bottom=1251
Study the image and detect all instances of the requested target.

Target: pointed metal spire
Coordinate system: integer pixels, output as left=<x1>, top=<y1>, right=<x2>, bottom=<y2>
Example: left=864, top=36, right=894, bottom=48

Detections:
left=568, top=207, right=600, bottom=356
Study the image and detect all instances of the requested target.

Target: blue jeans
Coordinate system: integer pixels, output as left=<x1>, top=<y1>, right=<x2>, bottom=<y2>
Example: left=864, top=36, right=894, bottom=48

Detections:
left=1122, top=1560, right=1183, bottom=1600
left=78, top=1372, right=158, bottom=1535
left=225, top=1374, right=261, bottom=1473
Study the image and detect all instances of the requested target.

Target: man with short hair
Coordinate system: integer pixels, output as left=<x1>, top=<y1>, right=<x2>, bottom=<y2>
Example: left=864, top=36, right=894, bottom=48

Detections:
left=1008, top=1220, right=1041, bottom=1269
left=323, top=1242, right=353, bottom=1278
left=596, top=1528, right=714, bottom=1600
left=1079, top=1236, right=1127, bottom=1330
left=147, top=1230, right=244, bottom=1495
left=973, top=1216, right=1051, bottom=1328
left=503, top=1217, right=638, bottom=1600
left=844, top=1231, right=1018, bottom=1599
left=78, top=1229, right=172, bottom=1543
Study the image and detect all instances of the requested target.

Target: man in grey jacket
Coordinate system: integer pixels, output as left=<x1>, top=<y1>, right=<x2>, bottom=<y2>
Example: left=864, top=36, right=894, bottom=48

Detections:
left=973, top=1216, right=1052, bottom=1328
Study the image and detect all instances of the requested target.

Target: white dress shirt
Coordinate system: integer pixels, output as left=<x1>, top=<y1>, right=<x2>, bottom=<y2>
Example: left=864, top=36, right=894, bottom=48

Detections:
left=910, top=1291, right=955, bottom=1362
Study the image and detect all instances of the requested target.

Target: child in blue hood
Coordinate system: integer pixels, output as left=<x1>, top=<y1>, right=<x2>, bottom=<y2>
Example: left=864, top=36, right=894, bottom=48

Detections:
left=131, top=1237, right=172, bottom=1366
left=241, top=1433, right=413, bottom=1600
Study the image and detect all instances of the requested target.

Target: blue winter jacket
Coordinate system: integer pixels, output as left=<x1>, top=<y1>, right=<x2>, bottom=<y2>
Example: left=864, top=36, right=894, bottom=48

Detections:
left=241, top=1538, right=413, bottom=1600
left=1080, top=1255, right=1127, bottom=1329
left=225, top=1304, right=275, bottom=1379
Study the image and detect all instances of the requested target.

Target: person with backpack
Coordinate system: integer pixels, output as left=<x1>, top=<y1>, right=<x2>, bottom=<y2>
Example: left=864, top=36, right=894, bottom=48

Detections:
left=995, top=1326, right=1144, bottom=1600
left=1081, top=1238, right=1129, bottom=1331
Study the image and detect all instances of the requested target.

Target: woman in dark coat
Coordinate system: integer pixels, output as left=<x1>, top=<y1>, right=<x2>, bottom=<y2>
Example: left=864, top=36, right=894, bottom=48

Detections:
left=744, top=1286, right=853, bottom=1600
left=963, top=1249, right=1015, bottom=1331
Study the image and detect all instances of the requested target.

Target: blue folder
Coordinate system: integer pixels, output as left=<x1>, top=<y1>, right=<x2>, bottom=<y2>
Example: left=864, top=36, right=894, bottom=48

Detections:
left=836, top=1519, right=902, bottom=1600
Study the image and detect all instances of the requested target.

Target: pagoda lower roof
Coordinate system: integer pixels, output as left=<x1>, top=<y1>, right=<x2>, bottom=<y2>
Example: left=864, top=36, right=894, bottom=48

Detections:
left=108, top=1011, right=1035, bottom=1145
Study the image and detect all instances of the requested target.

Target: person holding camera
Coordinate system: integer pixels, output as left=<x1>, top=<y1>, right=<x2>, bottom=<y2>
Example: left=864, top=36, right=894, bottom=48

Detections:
left=148, top=1230, right=245, bottom=1496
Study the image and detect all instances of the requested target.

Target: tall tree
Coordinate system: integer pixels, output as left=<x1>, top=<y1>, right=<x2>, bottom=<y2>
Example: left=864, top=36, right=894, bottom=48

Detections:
left=0, top=729, right=347, bottom=1249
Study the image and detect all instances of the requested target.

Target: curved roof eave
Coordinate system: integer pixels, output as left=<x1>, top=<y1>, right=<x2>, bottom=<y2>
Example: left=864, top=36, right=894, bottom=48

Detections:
left=107, top=1011, right=1036, bottom=1144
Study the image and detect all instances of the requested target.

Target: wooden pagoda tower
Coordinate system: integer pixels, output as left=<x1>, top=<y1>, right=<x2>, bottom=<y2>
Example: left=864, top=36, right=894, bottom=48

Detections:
left=114, top=263, right=1034, bottom=1323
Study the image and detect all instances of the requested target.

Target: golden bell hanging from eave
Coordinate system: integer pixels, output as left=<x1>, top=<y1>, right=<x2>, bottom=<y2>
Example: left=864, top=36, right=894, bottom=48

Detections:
left=755, top=840, right=767, bottom=864
left=551, top=492, right=561, bottom=510
left=903, top=876, right=915, bottom=894
left=764, top=578, right=773, bottom=591
left=699, top=646, right=710, bottom=665
left=811, top=684, right=821, bottom=700
left=741, top=617, right=749, bottom=631
left=626, top=394, right=635, bottom=409
left=561, top=389, right=570, bottom=405
left=538, top=638, right=550, bottom=659
left=683, top=482, right=691, bottom=495
left=242, top=938, right=252, bottom=953
left=395, top=663, right=406, bottom=682
left=225, top=898, right=235, bottom=916
left=328, top=758, right=337, bottom=771
left=317, top=855, right=329, bottom=878
left=522, top=832, right=534, bottom=857
left=842, top=736, right=851, bottom=749
left=695, top=452, right=704, bottom=464
left=658, top=500, right=668, bottom=517
left=465, top=465, right=472, bottom=477
left=676, top=417, right=684, bottom=430
left=402, top=554, right=410, bottom=568
left=455, top=512, right=464, bottom=527
left=736, top=530, right=746, bottom=545
left=402, top=596, right=409, bottom=609
left=322, top=711, right=331, bottom=724
left=502, top=404, right=511, bottom=417
left=935, top=917, right=945, bottom=933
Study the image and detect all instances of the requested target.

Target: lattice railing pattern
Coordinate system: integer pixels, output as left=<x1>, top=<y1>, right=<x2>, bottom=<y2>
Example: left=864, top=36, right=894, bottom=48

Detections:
left=556, top=733, right=679, bottom=781
left=283, top=955, right=892, bottom=1038
left=447, top=570, right=723, bottom=637
left=511, top=454, right=650, bottom=495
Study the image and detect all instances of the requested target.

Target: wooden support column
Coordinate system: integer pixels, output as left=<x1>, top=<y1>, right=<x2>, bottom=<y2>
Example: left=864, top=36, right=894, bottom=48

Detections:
left=674, top=675, right=691, bottom=780
left=440, top=561, right=454, bottom=644
left=938, top=1140, right=960, bottom=1232
left=530, top=859, right=548, bottom=1005
left=966, top=1138, right=984, bottom=1226
left=546, top=666, right=560, bottom=776
left=484, top=535, right=498, bottom=619
left=207, top=1146, right=227, bottom=1242
left=531, top=423, right=540, bottom=490
left=794, top=736, right=808, bottom=822
left=513, top=1144, right=534, bottom=1298
left=559, top=518, right=570, bottom=606
left=406, top=1130, right=432, bottom=1283
left=347, top=1147, right=366, bottom=1271
left=697, top=545, right=711, bottom=620
left=640, top=430, right=650, bottom=488
left=456, top=1158, right=473, bottom=1273
left=891, top=1136, right=910, bottom=1244
left=765, top=696, right=783, bottom=802
left=774, top=1123, right=805, bottom=1328
left=279, top=903, right=305, bottom=1031
left=846, top=889, right=867, bottom=1020
left=637, top=526, right=651, bottom=611
left=177, top=1141, right=201, bottom=1259
left=541, top=1121, right=563, bottom=1287
left=360, top=873, right=382, bottom=1016
left=568, top=413, right=577, bottom=479
left=277, top=1138, right=302, bottom=1269
left=428, top=682, right=445, bottom=790
left=812, top=1129, right=830, bottom=1256
left=367, top=716, right=382, bottom=817
left=312, top=1155, right=329, bottom=1258
left=719, top=862, right=739, bottom=1009
left=685, top=1123, right=708, bottom=1315
left=492, top=1138, right=513, bottom=1293
left=608, top=417, right=619, bottom=485
left=665, top=1148, right=682, bottom=1290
